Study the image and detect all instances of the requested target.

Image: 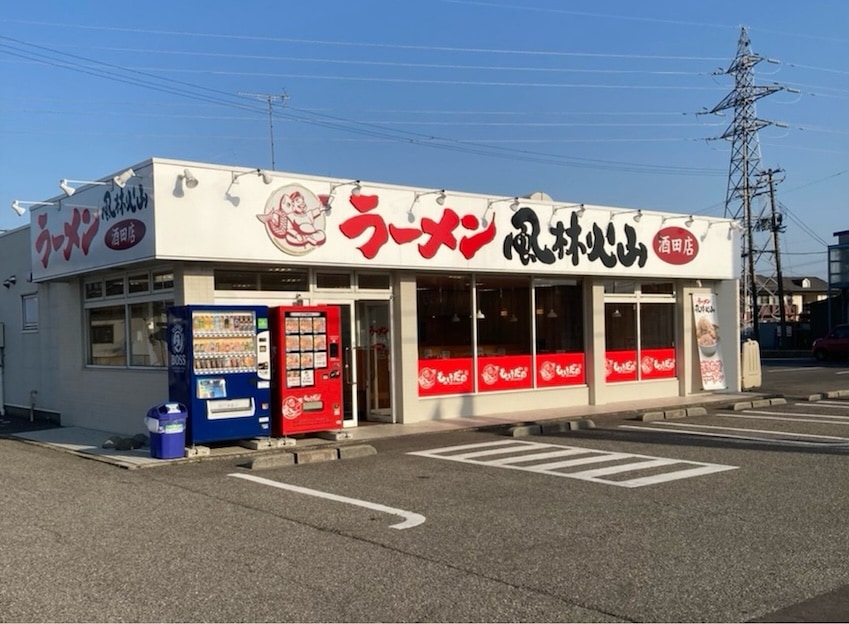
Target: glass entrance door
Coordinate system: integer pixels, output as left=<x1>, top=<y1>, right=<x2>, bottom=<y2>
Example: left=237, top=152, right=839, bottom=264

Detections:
left=356, top=301, right=393, bottom=422
left=338, top=299, right=393, bottom=427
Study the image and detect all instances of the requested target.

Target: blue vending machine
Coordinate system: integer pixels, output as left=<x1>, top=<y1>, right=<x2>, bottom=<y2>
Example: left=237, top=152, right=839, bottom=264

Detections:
left=167, top=305, right=271, bottom=445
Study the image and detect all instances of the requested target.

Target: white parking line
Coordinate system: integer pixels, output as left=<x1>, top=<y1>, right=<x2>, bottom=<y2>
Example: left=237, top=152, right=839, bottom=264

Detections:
left=409, top=441, right=736, bottom=488
left=719, top=413, right=849, bottom=426
left=725, top=409, right=849, bottom=421
left=228, top=473, right=426, bottom=530
left=622, top=422, right=849, bottom=444
left=816, top=400, right=849, bottom=407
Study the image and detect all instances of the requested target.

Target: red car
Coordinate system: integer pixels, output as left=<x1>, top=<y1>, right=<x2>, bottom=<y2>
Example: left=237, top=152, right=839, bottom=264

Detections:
left=812, top=324, right=849, bottom=361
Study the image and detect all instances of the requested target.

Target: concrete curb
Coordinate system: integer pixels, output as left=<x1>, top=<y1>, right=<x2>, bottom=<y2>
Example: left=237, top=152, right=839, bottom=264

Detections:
left=801, top=389, right=849, bottom=402
left=243, top=443, right=377, bottom=470
left=731, top=397, right=787, bottom=411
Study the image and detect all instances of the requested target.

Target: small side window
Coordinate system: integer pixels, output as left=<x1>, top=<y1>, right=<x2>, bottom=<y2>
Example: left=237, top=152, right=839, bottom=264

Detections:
left=22, top=293, right=38, bottom=331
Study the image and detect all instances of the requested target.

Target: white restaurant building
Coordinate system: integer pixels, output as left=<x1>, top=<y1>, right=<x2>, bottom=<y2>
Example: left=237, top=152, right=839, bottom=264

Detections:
left=0, top=157, right=742, bottom=436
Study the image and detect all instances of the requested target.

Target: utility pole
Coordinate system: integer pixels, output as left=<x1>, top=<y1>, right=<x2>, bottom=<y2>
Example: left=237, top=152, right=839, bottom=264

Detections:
left=238, top=90, right=289, bottom=170
left=763, top=168, right=787, bottom=348
left=704, top=26, right=794, bottom=342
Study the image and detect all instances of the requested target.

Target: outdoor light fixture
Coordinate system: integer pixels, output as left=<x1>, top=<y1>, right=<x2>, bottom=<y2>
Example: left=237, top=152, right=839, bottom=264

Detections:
left=548, top=202, right=586, bottom=227
left=609, top=209, right=639, bottom=222
left=661, top=214, right=695, bottom=227
left=112, top=168, right=136, bottom=188
left=480, top=202, right=495, bottom=227
left=10, top=199, right=54, bottom=216
left=231, top=168, right=273, bottom=186
left=59, top=178, right=109, bottom=197
left=484, top=196, right=520, bottom=224
left=178, top=169, right=199, bottom=189
left=323, top=179, right=362, bottom=216
left=413, top=189, right=446, bottom=206
left=408, top=189, right=447, bottom=223
left=3, top=275, right=16, bottom=288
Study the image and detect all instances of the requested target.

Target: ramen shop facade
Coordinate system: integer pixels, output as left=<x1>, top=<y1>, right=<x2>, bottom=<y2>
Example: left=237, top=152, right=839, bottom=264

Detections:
left=7, top=157, right=741, bottom=436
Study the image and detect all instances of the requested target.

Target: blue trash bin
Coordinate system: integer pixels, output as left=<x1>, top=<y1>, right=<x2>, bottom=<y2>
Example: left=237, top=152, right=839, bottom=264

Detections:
left=145, top=403, right=187, bottom=459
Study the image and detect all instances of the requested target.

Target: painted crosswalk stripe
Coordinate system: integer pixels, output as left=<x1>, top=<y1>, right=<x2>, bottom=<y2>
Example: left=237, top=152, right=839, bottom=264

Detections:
left=408, top=441, right=736, bottom=488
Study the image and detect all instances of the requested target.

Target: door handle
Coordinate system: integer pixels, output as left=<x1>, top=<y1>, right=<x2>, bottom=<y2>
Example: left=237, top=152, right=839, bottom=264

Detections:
left=344, top=348, right=354, bottom=385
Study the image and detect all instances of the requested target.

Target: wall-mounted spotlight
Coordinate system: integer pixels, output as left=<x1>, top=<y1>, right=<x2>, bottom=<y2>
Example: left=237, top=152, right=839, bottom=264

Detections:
left=660, top=213, right=695, bottom=227
left=231, top=168, right=273, bottom=186
left=610, top=209, right=641, bottom=222
left=59, top=178, right=110, bottom=197
left=3, top=275, right=16, bottom=288
left=485, top=196, right=520, bottom=222
left=408, top=189, right=447, bottom=222
left=324, top=179, right=362, bottom=216
left=112, top=168, right=136, bottom=188
left=178, top=168, right=199, bottom=189
left=413, top=189, right=446, bottom=206
left=548, top=202, right=585, bottom=227
left=10, top=199, right=55, bottom=216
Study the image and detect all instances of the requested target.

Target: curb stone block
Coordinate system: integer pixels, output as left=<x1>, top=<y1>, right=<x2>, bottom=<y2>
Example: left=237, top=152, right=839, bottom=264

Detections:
left=807, top=394, right=823, bottom=402
left=539, top=421, right=572, bottom=435
left=338, top=444, right=377, bottom=460
left=641, top=411, right=666, bottom=422
left=507, top=424, right=542, bottom=437
left=751, top=399, right=772, bottom=409
left=686, top=407, right=707, bottom=417
left=733, top=402, right=753, bottom=411
left=247, top=453, right=296, bottom=470
left=569, top=419, right=595, bottom=430
left=768, top=398, right=787, bottom=406
left=295, top=448, right=338, bottom=465
left=664, top=408, right=687, bottom=420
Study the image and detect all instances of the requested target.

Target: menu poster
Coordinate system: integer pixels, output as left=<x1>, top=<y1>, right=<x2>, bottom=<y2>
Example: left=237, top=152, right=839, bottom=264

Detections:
left=284, top=310, right=329, bottom=389
left=692, top=293, right=726, bottom=391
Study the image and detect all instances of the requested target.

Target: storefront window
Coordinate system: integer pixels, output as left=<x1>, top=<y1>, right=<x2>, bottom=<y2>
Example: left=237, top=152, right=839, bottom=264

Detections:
left=214, top=268, right=309, bottom=292
left=416, top=274, right=586, bottom=395
left=604, top=281, right=676, bottom=383
left=89, top=306, right=127, bottom=366
left=475, top=276, right=532, bottom=393
left=129, top=301, right=170, bottom=367
left=605, top=302, right=638, bottom=382
left=316, top=272, right=351, bottom=289
left=416, top=275, right=475, bottom=395
left=356, top=273, right=391, bottom=290
left=85, top=269, right=173, bottom=368
left=535, top=280, right=586, bottom=387
left=640, top=302, right=676, bottom=380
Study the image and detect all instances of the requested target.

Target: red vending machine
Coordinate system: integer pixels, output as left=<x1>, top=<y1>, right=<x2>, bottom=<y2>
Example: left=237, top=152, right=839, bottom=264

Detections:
left=269, top=305, right=344, bottom=435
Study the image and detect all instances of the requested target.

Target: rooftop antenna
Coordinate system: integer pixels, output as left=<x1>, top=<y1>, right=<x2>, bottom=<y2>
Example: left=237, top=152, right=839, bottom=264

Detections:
left=239, top=90, right=289, bottom=170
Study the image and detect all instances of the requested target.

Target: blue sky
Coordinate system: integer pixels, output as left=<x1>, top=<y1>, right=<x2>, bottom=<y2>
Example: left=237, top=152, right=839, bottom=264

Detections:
left=1, top=0, right=846, bottom=279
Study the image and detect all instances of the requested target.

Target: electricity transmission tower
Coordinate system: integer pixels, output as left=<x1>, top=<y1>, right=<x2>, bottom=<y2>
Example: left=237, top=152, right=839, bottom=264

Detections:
left=239, top=90, right=289, bottom=170
left=706, top=26, right=794, bottom=342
